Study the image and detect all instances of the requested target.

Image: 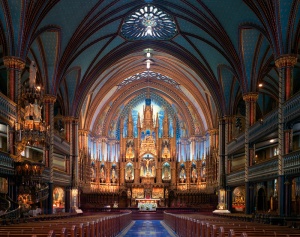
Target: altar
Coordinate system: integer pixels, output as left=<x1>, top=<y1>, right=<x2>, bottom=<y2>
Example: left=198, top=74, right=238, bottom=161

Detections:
left=136, top=199, right=159, bottom=211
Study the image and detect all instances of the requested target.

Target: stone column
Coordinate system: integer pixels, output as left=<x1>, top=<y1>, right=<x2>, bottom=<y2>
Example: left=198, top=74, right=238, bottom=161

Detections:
left=64, top=117, right=71, bottom=143
left=171, top=161, right=176, bottom=187
left=73, top=118, right=79, bottom=188
left=284, top=129, right=292, bottom=154
left=3, top=56, right=25, bottom=102
left=3, top=57, right=25, bottom=156
left=120, top=161, right=125, bottom=186
left=243, top=92, right=258, bottom=214
left=224, top=116, right=232, bottom=175
left=70, top=117, right=79, bottom=209
left=275, top=55, right=297, bottom=216
left=285, top=179, right=291, bottom=216
left=134, top=161, right=140, bottom=184
left=44, top=94, right=56, bottom=214
left=157, top=166, right=162, bottom=184
left=218, top=118, right=226, bottom=189
left=79, top=129, right=89, bottom=184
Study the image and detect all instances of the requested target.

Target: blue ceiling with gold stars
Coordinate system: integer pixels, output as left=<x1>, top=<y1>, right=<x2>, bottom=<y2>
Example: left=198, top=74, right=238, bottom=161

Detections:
left=0, top=0, right=299, bottom=137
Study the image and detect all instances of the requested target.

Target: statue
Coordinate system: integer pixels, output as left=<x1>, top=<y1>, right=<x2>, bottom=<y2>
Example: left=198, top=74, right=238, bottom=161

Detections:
left=180, top=168, right=186, bottom=182
left=24, top=102, right=33, bottom=120
left=111, top=169, right=116, bottom=183
left=192, top=168, right=197, bottom=178
left=145, top=158, right=153, bottom=172
left=100, top=167, right=105, bottom=182
left=126, top=168, right=132, bottom=180
left=112, top=169, right=116, bottom=178
left=33, top=99, right=42, bottom=121
left=151, top=165, right=155, bottom=176
left=29, top=61, right=37, bottom=88
left=90, top=167, right=95, bottom=182
left=163, top=167, right=170, bottom=179
left=192, top=168, right=197, bottom=182
left=180, top=121, right=187, bottom=137
left=126, top=146, right=134, bottom=159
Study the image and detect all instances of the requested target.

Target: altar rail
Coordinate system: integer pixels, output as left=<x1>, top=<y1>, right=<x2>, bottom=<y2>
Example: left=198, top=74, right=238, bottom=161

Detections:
left=81, top=206, right=213, bottom=214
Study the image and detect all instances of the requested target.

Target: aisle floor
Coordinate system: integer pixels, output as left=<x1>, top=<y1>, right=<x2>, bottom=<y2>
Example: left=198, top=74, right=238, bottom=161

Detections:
left=117, top=220, right=177, bottom=237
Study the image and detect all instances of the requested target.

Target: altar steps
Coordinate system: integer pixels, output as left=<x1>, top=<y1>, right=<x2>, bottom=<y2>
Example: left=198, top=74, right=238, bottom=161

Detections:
left=132, top=211, right=164, bottom=220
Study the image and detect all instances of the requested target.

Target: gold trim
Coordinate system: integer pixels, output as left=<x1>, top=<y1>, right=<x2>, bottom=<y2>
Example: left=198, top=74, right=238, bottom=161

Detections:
left=243, top=92, right=258, bottom=102
left=3, top=56, right=25, bottom=70
left=43, top=94, right=56, bottom=103
left=275, top=55, right=297, bottom=68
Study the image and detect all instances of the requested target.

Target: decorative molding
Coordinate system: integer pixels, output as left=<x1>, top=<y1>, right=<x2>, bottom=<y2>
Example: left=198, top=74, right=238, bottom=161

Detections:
left=275, top=55, right=297, bottom=68
left=3, top=56, right=25, bottom=70
left=242, top=92, right=258, bottom=102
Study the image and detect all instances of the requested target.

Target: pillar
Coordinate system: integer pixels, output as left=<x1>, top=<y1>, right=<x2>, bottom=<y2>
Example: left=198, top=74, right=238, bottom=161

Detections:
left=3, top=57, right=25, bottom=156
left=218, top=118, right=226, bottom=189
left=275, top=55, right=297, bottom=216
left=3, top=56, right=25, bottom=102
left=44, top=94, right=56, bottom=214
left=243, top=92, right=258, bottom=214
left=284, top=129, right=292, bottom=154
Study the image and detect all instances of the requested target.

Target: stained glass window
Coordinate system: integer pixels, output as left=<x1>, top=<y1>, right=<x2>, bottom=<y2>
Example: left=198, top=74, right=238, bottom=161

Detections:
left=121, top=5, right=177, bottom=40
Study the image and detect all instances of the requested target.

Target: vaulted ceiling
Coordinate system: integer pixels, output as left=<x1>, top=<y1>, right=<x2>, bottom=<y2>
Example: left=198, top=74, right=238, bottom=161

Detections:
left=0, top=0, right=299, bottom=138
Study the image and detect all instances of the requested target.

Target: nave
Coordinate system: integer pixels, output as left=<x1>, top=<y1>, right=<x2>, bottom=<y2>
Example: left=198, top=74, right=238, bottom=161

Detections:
left=1, top=210, right=300, bottom=237
left=117, top=220, right=176, bottom=237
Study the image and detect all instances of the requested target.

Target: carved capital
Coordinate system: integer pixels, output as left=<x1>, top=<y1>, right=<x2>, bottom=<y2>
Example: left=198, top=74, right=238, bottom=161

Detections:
left=43, top=94, right=56, bottom=104
left=64, top=116, right=78, bottom=123
left=3, top=56, right=25, bottom=70
left=207, top=128, right=218, bottom=135
left=243, top=92, right=258, bottom=102
left=79, top=129, right=89, bottom=135
left=222, top=115, right=233, bottom=123
left=275, top=55, right=297, bottom=68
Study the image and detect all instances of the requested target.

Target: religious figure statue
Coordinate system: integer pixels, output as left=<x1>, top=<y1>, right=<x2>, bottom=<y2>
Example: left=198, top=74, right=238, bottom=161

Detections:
left=180, top=168, right=186, bottom=182
left=165, top=189, right=169, bottom=198
left=91, top=167, right=95, bottom=182
left=151, top=165, right=155, bottom=176
left=33, top=99, right=42, bottom=121
left=126, top=167, right=132, bottom=180
left=126, top=146, right=134, bottom=159
left=111, top=169, right=116, bottom=183
left=29, top=61, right=37, bottom=88
left=191, top=168, right=197, bottom=182
left=100, top=167, right=105, bottom=182
left=180, top=121, right=187, bottom=137
left=163, top=167, right=170, bottom=180
left=140, top=165, right=144, bottom=176
left=192, top=168, right=197, bottom=178
left=145, top=158, right=153, bottom=172
left=24, top=102, right=33, bottom=120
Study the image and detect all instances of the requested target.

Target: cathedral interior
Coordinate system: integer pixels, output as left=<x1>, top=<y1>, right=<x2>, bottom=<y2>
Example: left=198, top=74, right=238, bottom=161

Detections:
left=0, top=0, right=300, bottom=220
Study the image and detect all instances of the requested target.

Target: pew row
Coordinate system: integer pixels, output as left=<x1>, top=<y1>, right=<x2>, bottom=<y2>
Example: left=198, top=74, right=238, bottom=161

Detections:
left=163, top=212, right=300, bottom=237
left=0, top=211, right=132, bottom=237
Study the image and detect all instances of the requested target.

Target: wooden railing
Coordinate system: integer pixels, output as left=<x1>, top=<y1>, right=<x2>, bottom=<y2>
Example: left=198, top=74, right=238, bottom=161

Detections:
left=0, top=92, right=16, bottom=124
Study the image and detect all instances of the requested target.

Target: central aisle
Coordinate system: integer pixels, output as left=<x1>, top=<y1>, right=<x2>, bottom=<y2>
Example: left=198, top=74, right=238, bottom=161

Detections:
left=117, top=220, right=177, bottom=237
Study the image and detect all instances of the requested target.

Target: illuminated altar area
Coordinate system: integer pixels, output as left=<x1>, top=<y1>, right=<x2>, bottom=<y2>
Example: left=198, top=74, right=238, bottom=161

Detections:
left=137, top=199, right=159, bottom=211
left=83, top=92, right=211, bottom=209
